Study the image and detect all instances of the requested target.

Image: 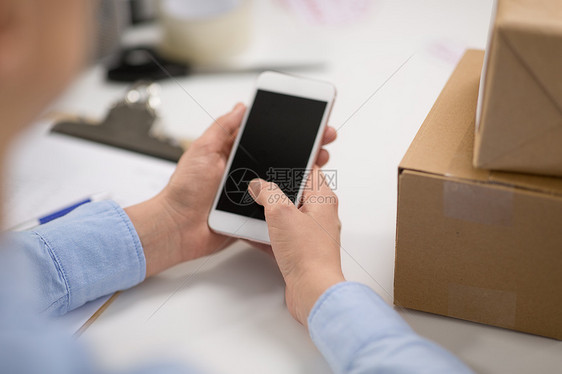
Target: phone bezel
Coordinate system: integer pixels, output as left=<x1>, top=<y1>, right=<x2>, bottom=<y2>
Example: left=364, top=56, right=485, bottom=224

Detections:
left=208, top=71, right=336, bottom=244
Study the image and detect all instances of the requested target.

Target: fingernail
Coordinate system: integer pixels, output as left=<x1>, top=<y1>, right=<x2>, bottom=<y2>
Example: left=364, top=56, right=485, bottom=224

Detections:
left=248, top=179, right=262, bottom=199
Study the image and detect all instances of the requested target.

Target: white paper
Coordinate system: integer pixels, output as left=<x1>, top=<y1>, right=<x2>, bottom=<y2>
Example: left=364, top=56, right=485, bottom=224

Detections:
left=3, top=120, right=177, bottom=229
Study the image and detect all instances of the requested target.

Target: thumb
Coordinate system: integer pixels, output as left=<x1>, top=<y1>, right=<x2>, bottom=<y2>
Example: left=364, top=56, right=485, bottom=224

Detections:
left=248, top=179, right=298, bottom=215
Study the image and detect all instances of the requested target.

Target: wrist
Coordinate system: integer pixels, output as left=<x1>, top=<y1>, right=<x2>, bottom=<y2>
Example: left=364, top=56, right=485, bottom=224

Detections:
left=286, top=270, right=345, bottom=327
left=124, top=195, right=185, bottom=277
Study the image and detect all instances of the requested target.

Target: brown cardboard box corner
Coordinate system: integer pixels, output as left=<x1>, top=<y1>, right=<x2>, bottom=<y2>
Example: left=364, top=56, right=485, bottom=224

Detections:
left=395, top=49, right=562, bottom=340
left=474, top=0, right=562, bottom=176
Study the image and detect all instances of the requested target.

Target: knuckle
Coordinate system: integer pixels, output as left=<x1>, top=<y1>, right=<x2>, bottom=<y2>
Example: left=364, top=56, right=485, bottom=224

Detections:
left=264, top=205, right=277, bottom=220
left=193, top=139, right=217, bottom=155
left=266, top=201, right=292, bottom=218
left=216, top=156, right=226, bottom=171
left=202, top=151, right=222, bottom=167
left=200, top=142, right=214, bottom=154
left=211, top=154, right=225, bottom=174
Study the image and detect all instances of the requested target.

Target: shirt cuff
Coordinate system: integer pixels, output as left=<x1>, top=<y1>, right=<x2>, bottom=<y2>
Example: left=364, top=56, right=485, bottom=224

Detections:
left=308, top=282, right=412, bottom=373
left=32, top=200, right=146, bottom=314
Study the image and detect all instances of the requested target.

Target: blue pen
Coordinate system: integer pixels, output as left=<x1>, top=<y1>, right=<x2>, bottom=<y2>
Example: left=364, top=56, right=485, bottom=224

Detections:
left=10, top=193, right=110, bottom=231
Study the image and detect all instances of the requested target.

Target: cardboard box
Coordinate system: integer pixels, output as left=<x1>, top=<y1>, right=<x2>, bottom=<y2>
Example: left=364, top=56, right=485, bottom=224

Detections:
left=474, top=0, right=562, bottom=176
left=395, top=49, right=562, bottom=340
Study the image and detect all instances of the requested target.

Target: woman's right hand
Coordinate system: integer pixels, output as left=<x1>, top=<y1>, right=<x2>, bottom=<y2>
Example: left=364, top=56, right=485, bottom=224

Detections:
left=248, top=167, right=345, bottom=327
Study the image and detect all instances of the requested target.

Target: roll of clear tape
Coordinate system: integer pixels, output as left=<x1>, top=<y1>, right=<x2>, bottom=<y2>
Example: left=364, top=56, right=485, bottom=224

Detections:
left=158, top=0, right=252, bottom=65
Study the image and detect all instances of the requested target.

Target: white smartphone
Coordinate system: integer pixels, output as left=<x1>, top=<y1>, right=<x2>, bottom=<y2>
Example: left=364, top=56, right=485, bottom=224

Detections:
left=208, top=71, right=336, bottom=243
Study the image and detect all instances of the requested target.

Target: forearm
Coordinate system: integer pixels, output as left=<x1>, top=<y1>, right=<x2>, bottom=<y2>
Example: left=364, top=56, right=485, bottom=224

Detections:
left=308, top=282, right=473, bottom=374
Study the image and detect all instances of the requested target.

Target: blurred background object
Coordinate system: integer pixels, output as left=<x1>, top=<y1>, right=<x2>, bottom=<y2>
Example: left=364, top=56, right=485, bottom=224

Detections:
left=130, top=0, right=158, bottom=24
left=106, top=46, right=189, bottom=82
left=96, top=0, right=336, bottom=82
left=51, top=81, right=186, bottom=162
left=158, top=0, right=253, bottom=65
left=93, top=0, right=130, bottom=61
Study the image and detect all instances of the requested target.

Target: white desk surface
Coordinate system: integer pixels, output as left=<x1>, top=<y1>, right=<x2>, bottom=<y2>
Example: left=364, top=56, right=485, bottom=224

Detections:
left=16, top=0, right=561, bottom=373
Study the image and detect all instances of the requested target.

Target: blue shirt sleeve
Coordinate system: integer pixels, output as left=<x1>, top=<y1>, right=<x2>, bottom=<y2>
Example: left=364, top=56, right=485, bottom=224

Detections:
left=10, top=200, right=146, bottom=316
left=0, top=201, right=200, bottom=374
left=308, top=282, right=473, bottom=374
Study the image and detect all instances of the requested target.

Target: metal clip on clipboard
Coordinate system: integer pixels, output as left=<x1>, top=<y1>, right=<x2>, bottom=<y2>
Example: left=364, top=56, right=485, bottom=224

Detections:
left=51, top=81, right=184, bottom=162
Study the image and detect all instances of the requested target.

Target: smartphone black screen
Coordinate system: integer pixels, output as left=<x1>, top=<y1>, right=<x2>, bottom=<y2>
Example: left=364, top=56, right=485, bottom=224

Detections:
left=216, top=89, right=327, bottom=220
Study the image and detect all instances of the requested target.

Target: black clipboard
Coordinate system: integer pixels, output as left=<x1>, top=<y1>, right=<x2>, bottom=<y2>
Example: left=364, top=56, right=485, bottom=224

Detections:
left=51, top=82, right=185, bottom=162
